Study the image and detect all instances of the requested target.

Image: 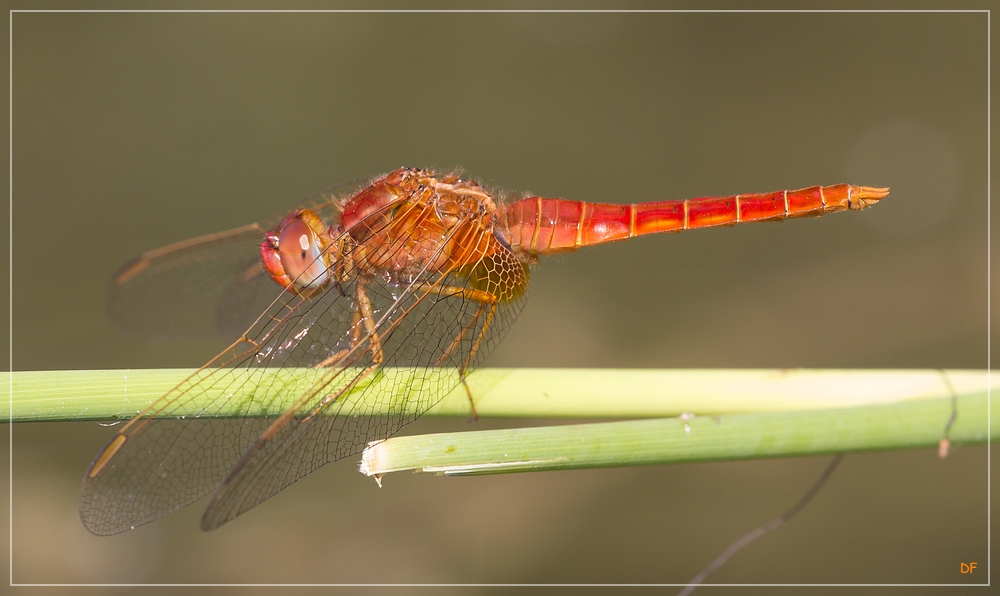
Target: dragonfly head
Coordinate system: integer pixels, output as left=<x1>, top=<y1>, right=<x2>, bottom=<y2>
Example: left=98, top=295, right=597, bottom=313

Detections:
left=260, top=209, right=333, bottom=293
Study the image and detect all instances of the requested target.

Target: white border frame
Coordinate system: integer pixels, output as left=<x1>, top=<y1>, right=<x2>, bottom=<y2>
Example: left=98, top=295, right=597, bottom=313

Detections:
left=6, top=7, right=991, bottom=589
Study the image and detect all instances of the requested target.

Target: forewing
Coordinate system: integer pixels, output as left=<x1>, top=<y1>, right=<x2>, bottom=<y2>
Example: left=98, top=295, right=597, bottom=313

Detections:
left=80, top=279, right=355, bottom=534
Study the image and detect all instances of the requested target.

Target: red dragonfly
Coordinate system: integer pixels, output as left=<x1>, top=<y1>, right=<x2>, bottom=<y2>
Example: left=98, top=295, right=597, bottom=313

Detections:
left=80, top=167, right=888, bottom=535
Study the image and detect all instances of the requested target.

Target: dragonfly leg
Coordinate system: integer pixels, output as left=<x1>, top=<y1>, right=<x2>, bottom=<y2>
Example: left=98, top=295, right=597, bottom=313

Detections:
left=434, top=300, right=488, bottom=366
left=397, top=280, right=498, bottom=367
left=300, top=282, right=385, bottom=424
left=437, top=302, right=486, bottom=420
left=307, top=279, right=493, bottom=423
left=314, top=279, right=384, bottom=369
left=455, top=301, right=498, bottom=421
left=460, top=376, right=478, bottom=421
left=305, top=275, right=497, bottom=422
left=406, top=280, right=499, bottom=419
left=462, top=301, right=497, bottom=375
left=355, top=280, right=385, bottom=365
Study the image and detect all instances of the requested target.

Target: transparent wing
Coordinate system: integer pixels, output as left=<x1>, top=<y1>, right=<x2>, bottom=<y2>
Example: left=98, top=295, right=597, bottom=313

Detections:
left=107, top=178, right=375, bottom=341
left=107, top=225, right=272, bottom=341
left=200, top=241, right=527, bottom=530
left=80, top=200, right=528, bottom=535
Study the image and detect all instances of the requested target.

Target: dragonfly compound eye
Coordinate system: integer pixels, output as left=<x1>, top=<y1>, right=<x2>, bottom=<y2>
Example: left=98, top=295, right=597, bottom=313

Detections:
left=276, top=218, right=331, bottom=290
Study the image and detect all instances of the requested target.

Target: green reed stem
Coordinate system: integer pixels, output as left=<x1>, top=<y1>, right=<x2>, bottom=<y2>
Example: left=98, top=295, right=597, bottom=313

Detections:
left=2, top=368, right=991, bottom=422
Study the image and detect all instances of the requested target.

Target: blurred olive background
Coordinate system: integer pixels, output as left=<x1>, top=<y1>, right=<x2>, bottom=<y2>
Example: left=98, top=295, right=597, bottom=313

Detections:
left=4, top=6, right=992, bottom=593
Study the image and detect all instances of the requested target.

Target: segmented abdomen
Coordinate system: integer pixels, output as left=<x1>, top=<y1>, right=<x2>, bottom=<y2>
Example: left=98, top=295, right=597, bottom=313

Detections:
left=504, top=184, right=889, bottom=256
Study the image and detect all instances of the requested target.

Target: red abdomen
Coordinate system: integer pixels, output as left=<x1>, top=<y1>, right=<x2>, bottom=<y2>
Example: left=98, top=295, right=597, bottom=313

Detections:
left=504, top=184, right=889, bottom=256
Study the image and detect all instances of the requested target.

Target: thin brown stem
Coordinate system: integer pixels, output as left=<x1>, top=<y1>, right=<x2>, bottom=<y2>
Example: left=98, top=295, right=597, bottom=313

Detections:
left=678, top=454, right=845, bottom=596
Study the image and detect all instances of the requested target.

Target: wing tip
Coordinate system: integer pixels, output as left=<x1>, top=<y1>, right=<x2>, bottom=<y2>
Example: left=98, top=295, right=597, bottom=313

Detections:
left=110, top=256, right=150, bottom=287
